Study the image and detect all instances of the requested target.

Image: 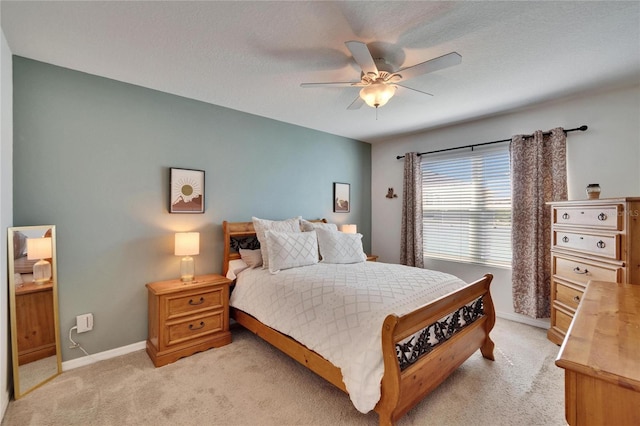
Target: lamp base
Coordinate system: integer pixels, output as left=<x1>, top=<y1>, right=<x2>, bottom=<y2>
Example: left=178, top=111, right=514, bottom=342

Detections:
left=180, top=256, right=195, bottom=282
left=33, top=259, right=51, bottom=284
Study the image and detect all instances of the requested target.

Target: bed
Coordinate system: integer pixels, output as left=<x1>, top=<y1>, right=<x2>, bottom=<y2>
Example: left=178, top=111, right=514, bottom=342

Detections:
left=222, top=218, right=495, bottom=426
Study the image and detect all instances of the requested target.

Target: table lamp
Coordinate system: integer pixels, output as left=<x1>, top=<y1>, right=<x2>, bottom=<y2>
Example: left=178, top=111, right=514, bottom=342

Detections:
left=26, top=237, right=52, bottom=284
left=340, top=224, right=357, bottom=234
left=175, top=232, right=200, bottom=282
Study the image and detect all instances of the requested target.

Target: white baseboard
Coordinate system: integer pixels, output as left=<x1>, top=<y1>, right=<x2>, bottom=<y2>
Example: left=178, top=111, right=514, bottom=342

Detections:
left=1, top=389, right=9, bottom=421
left=58, top=312, right=547, bottom=371
left=62, top=340, right=146, bottom=371
left=496, top=310, right=550, bottom=329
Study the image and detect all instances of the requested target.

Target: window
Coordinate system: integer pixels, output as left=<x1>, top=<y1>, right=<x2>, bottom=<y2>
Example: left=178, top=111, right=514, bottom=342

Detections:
left=421, top=145, right=512, bottom=267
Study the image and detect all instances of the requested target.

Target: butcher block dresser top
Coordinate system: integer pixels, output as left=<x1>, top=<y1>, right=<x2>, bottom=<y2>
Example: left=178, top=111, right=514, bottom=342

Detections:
left=556, top=280, right=640, bottom=389
left=555, top=280, right=640, bottom=426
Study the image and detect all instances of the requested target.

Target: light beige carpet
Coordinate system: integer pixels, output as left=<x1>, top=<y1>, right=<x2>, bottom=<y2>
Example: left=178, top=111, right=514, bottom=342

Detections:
left=2, top=318, right=566, bottom=426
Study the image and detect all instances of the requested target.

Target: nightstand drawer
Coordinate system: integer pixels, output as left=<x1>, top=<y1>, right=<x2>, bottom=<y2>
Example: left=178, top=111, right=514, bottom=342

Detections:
left=553, top=231, right=619, bottom=260
left=166, top=311, right=224, bottom=347
left=166, top=288, right=223, bottom=319
left=553, top=255, right=622, bottom=286
left=553, top=205, right=621, bottom=230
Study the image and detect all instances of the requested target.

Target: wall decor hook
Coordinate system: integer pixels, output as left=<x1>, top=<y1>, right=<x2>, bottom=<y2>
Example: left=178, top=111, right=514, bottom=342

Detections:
left=386, top=188, right=398, bottom=199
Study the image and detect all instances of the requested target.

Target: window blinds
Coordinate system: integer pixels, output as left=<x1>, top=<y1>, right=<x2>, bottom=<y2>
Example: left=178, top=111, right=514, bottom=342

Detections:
left=421, top=145, right=512, bottom=267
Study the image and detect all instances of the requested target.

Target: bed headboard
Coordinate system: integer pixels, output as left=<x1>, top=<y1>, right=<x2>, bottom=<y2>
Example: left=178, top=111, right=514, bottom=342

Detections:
left=222, top=219, right=327, bottom=276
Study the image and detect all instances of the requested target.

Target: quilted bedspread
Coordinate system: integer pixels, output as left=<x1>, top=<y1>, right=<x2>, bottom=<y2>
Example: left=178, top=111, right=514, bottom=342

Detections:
left=229, top=261, right=467, bottom=413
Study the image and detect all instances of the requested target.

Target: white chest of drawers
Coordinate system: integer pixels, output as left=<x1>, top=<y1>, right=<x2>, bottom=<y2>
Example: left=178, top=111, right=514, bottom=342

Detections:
left=547, top=198, right=640, bottom=344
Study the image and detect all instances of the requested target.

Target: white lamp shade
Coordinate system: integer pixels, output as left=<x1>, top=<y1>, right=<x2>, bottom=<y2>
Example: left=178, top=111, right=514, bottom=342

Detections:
left=340, top=224, right=357, bottom=234
left=359, top=83, right=396, bottom=108
left=175, top=232, right=200, bottom=256
left=26, top=237, right=52, bottom=260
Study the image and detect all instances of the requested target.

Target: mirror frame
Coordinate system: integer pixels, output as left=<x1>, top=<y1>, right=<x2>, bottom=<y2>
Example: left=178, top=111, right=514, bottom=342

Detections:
left=8, top=225, right=62, bottom=398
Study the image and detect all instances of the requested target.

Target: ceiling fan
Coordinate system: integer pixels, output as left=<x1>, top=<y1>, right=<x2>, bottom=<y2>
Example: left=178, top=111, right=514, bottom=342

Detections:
left=300, top=41, right=462, bottom=110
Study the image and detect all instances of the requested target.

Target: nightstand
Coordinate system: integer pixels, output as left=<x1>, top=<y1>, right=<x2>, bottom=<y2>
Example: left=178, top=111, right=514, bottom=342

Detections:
left=366, top=254, right=378, bottom=262
left=146, top=274, right=232, bottom=367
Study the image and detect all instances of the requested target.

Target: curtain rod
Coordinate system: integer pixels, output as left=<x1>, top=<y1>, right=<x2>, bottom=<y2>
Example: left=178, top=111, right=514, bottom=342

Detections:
left=395, top=125, right=588, bottom=160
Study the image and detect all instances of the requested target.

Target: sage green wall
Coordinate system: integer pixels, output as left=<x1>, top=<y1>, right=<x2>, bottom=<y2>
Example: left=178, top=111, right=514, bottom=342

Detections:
left=13, top=57, right=371, bottom=361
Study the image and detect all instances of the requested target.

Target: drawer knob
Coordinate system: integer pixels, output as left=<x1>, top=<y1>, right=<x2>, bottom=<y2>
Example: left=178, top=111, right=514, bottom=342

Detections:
left=597, top=212, right=607, bottom=221
left=573, top=267, right=589, bottom=275
left=572, top=295, right=580, bottom=303
left=189, top=297, right=205, bottom=306
left=189, top=321, right=205, bottom=330
left=596, top=240, right=606, bottom=249
left=562, top=213, right=570, bottom=220
left=562, top=236, right=569, bottom=243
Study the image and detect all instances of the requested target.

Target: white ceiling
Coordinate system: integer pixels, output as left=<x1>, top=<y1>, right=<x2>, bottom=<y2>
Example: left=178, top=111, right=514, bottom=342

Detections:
left=2, top=1, right=639, bottom=143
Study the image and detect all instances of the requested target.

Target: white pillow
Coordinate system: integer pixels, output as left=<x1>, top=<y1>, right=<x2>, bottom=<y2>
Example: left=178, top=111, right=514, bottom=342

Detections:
left=239, top=248, right=263, bottom=269
left=316, top=228, right=367, bottom=264
left=265, top=230, right=318, bottom=273
left=226, top=259, right=249, bottom=281
left=300, top=219, right=338, bottom=232
left=252, top=216, right=302, bottom=269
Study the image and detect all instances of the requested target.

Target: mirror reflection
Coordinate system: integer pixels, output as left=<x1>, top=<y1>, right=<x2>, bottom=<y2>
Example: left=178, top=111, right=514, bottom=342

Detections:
left=8, top=225, right=61, bottom=398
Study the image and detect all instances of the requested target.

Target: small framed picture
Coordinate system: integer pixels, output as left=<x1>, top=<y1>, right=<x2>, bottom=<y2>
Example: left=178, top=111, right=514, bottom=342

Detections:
left=170, top=168, right=205, bottom=213
left=333, top=182, right=350, bottom=213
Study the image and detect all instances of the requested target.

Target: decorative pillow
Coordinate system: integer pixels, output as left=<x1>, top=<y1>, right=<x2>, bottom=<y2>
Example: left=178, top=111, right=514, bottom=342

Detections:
left=316, top=228, right=367, bottom=264
left=239, top=248, right=263, bottom=269
left=300, top=219, right=338, bottom=232
left=226, top=259, right=249, bottom=281
left=14, top=273, right=24, bottom=285
left=252, top=216, right=301, bottom=269
left=265, top=230, right=318, bottom=273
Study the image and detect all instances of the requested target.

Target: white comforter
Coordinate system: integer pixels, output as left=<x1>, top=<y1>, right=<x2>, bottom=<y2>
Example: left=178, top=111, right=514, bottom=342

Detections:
left=229, top=261, right=467, bottom=413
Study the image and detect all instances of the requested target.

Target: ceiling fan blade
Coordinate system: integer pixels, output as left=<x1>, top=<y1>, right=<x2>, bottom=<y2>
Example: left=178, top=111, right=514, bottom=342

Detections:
left=347, top=96, right=365, bottom=110
left=345, top=41, right=379, bottom=75
left=397, top=84, right=434, bottom=97
left=396, top=52, right=462, bottom=82
left=300, top=82, right=361, bottom=88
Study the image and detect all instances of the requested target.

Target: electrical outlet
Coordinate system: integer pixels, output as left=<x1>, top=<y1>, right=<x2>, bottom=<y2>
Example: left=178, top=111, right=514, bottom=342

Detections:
left=76, top=313, right=94, bottom=333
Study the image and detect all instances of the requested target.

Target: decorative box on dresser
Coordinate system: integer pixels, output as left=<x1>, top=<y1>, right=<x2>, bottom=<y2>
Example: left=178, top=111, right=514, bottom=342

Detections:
left=547, top=197, right=640, bottom=345
left=146, top=274, right=232, bottom=367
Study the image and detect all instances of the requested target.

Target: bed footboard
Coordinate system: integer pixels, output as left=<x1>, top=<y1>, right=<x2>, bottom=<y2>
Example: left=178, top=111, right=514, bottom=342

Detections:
left=375, top=273, right=495, bottom=426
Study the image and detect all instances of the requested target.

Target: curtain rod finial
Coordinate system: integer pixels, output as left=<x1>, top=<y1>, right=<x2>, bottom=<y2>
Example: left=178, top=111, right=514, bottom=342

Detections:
left=579, top=125, right=588, bottom=131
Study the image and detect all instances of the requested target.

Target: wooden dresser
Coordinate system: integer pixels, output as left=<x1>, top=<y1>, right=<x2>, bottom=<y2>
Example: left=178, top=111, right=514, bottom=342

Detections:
left=146, top=274, right=232, bottom=367
left=555, top=280, right=640, bottom=426
left=547, top=198, right=640, bottom=344
left=15, top=281, right=56, bottom=365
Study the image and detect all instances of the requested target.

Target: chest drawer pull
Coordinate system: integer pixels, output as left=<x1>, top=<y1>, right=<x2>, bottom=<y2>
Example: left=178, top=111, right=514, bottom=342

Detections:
left=597, top=213, right=607, bottom=221
left=562, top=213, right=570, bottom=220
left=189, top=321, right=205, bottom=330
left=562, top=236, right=569, bottom=243
left=573, top=267, right=589, bottom=275
left=596, top=240, right=606, bottom=249
left=572, top=295, right=580, bottom=303
left=189, top=297, right=205, bottom=306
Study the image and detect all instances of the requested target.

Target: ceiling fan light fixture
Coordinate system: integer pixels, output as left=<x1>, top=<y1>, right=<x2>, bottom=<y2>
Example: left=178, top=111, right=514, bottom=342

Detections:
left=359, top=82, right=396, bottom=108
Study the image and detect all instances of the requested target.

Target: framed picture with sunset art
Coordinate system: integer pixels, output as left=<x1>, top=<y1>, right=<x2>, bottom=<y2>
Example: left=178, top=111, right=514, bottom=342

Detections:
left=333, top=182, right=350, bottom=213
left=170, top=168, right=205, bottom=213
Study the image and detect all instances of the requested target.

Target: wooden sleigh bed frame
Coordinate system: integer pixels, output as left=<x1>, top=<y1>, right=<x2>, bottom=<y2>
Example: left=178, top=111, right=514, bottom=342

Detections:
left=222, top=220, right=495, bottom=426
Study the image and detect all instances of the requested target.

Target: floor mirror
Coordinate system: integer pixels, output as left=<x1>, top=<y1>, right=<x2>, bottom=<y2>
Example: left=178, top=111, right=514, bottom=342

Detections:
left=7, top=225, right=62, bottom=398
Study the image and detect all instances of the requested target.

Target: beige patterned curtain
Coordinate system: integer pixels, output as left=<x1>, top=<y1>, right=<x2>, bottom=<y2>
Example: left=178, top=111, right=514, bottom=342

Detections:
left=400, top=152, right=424, bottom=268
left=511, top=128, right=567, bottom=318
